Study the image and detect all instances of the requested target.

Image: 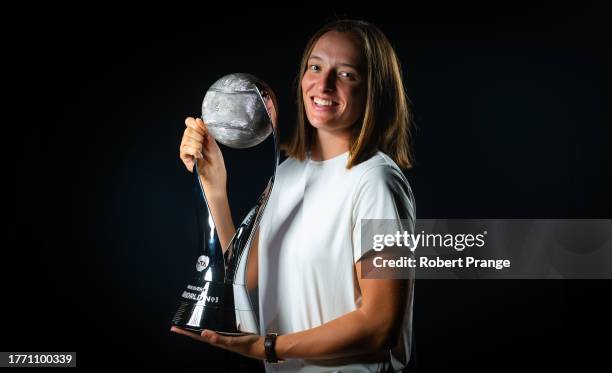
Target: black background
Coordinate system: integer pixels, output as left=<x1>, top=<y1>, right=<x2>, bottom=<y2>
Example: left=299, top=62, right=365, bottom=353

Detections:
left=4, top=2, right=611, bottom=371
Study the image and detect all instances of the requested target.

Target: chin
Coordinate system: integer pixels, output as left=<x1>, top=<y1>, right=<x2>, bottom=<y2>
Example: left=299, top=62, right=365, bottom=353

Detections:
left=306, top=115, right=336, bottom=128
left=308, top=120, right=336, bottom=130
left=308, top=119, right=325, bottom=127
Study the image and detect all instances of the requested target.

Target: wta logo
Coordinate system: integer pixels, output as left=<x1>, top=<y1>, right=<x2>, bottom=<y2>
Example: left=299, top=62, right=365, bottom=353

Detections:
left=196, top=255, right=210, bottom=272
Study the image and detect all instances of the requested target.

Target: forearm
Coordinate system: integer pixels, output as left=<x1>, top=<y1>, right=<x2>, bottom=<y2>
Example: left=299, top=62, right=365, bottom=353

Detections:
left=202, top=181, right=236, bottom=252
left=275, top=308, right=390, bottom=361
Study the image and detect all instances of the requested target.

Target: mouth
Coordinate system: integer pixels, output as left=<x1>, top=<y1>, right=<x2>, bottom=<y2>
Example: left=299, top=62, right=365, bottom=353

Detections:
left=311, top=96, right=339, bottom=108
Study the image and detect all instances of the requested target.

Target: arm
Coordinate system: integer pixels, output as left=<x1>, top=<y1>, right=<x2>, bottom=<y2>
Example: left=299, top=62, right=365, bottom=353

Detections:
left=275, top=261, right=410, bottom=360
left=180, top=117, right=236, bottom=251
left=204, top=188, right=235, bottom=253
left=246, top=229, right=259, bottom=291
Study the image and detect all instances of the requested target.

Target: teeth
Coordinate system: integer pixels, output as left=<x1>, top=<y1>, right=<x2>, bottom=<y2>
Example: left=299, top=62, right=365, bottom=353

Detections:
left=313, top=97, right=333, bottom=106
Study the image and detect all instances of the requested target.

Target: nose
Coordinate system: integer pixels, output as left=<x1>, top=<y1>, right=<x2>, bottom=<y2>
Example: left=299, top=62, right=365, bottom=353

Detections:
left=316, top=70, right=336, bottom=93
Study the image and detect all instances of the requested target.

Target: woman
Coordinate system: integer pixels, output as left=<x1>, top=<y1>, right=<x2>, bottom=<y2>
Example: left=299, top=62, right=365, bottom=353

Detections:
left=173, top=19, right=416, bottom=372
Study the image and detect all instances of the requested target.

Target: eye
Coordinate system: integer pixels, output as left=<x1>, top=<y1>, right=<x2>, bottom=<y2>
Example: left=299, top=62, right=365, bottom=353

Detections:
left=308, top=64, right=320, bottom=72
left=339, top=71, right=356, bottom=79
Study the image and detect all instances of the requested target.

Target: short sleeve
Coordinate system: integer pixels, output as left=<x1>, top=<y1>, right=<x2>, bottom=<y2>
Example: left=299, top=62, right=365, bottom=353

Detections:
left=351, top=165, right=415, bottom=263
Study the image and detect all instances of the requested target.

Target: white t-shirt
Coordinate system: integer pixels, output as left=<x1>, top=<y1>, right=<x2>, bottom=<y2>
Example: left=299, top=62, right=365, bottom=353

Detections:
left=258, top=150, right=415, bottom=373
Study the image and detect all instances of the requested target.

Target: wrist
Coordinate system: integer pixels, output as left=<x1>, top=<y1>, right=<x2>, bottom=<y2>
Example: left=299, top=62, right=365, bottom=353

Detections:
left=258, top=336, right=267, bottom=360
left=264, top=333, right=284, bottom=363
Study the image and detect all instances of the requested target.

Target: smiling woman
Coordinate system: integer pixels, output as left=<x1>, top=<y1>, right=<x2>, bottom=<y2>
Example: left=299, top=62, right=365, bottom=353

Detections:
left=287, top=19, right=413, bottom=170
left=176, top=19, right=416, bottom=373
left=302, top=31, right=367, bottom=139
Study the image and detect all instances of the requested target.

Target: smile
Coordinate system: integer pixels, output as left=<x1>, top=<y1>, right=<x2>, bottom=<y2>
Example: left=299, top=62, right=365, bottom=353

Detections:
left=311, top=96, right=339, bottom=111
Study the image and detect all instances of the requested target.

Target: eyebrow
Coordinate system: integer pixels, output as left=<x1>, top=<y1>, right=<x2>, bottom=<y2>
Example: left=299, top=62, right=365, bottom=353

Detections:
left=308, top=55, right=360, bottom=70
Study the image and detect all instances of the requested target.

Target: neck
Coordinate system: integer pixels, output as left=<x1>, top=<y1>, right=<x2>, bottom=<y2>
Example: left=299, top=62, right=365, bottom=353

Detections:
left=310, top=128, right=351, bottom=161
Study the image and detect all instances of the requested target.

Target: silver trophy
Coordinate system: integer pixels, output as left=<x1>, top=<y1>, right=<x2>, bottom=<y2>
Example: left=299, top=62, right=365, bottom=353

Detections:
left=171, top=73, right=278, bottom=335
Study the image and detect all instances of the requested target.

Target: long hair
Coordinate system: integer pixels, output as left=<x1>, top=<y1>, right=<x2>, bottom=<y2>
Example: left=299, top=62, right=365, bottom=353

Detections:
left=283, top=19, right=414, bottom=169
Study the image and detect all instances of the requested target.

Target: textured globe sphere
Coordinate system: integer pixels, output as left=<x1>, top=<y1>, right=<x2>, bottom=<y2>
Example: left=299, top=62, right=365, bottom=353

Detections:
left=201, top=73, right=273, bottom=149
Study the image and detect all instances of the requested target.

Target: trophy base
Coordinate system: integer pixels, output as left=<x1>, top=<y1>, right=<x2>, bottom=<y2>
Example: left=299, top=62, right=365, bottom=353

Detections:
left=172, top=301, right=259, bottom=335
left=172, top=300, right=240, bottom=334
left=177, top=326, right=252, bottom=336
left=172, top=279, right=260, bottom=335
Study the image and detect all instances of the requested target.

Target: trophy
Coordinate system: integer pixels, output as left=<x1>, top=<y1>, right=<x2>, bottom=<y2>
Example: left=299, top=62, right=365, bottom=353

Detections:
left=171, top=73, right=278, bottom=335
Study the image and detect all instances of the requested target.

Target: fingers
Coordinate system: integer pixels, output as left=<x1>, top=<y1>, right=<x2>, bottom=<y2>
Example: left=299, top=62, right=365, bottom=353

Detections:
left=181, top=117, right=222, bottom=176
left=183, top=127, right=204, bottom=143
left=172, top=327, right=261, bottom=359
left=181, top=120, right=206, bottom=160
left=170, top=326, right=207, bottom=342
left=180, top=144, right=204, bottom=160
left=185, top=117, right=206, bottom=136
left=183, top=117, right=214, bottom=153
left=200, top=330, right=240, bottom=349
left=200, top=330, right=222, bottom=345
left=170, top=327, right=224, bottom=346
left=195, top=117, right=207, bottom=132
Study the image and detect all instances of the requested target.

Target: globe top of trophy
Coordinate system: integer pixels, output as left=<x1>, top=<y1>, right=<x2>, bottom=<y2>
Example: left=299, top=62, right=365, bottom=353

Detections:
left=201, top=73, right=277, bottom=149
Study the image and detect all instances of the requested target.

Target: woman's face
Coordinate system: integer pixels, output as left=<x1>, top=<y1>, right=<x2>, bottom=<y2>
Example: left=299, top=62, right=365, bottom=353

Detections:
left=301, top=31, right=366, bottom=134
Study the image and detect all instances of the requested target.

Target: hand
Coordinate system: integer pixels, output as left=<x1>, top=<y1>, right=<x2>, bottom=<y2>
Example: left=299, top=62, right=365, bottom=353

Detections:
left=170, top=327, right=265, bottom=360
left=179, top=117, right=227, bottom=194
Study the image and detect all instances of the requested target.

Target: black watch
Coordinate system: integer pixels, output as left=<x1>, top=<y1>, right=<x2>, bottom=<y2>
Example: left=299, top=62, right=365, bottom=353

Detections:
left=264, top=333, right=283, bottom=363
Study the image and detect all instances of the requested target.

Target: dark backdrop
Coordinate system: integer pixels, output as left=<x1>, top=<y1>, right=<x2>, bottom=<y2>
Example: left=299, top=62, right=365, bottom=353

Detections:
left=5, top=2, right=611, bottom=372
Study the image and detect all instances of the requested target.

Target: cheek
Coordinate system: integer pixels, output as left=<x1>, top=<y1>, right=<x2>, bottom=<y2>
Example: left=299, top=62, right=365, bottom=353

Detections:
left=301, top=75, right=315, bottom=108
left=347, top=85, right=366, bottom=110
left=301, top=74, right=311, bottom=94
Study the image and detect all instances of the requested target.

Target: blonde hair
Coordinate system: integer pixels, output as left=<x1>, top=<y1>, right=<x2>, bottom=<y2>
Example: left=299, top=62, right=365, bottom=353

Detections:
left=283, top=19, right=414, bottom=169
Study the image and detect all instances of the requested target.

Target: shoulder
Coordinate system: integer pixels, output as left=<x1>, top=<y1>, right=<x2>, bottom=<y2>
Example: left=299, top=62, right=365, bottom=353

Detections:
left=353, top=152, right=411, bottom=190
left=351, top=152, right=415, bottom=216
